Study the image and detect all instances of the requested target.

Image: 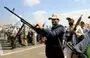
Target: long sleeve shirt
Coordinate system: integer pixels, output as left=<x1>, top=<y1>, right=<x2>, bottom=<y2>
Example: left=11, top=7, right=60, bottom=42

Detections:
left=36, top=24, right=64, bottom=46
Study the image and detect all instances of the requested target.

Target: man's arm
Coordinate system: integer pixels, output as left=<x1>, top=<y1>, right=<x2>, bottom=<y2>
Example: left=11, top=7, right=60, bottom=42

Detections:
left=36, top=26, right=64, bottom=37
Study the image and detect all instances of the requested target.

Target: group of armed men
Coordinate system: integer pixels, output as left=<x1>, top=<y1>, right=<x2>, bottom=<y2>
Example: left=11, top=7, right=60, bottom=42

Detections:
left=4, top=13, right=90, bottom=58
left=34, top=13, right=90, bottom=58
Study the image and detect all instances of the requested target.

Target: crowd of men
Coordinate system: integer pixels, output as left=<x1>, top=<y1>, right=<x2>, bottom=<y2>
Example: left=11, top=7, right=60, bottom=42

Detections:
left=0, top=13, right=90, bottom=58
left=33, top=14, right=90, bottom=58
left=0, top=25, right=45, bottom=48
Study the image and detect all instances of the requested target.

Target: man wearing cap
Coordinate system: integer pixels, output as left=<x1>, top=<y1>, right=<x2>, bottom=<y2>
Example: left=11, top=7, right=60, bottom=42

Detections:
left=63, top=17, right=77, bottom=58
left=35, top=14, right=64, bottom=58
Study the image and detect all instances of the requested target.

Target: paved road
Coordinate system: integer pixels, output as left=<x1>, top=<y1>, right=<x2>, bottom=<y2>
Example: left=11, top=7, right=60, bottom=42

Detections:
left=0, top=44, right=46, bottom=58
left=0, top=36, right=46, bottom=58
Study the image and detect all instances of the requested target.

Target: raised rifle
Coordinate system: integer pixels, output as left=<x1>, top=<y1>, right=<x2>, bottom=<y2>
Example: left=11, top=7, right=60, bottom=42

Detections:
left=4, top=7, right=35, bottom=29
left=4, top=6, right=36, bottom=49
left=73, top=15, right=83, bottom=31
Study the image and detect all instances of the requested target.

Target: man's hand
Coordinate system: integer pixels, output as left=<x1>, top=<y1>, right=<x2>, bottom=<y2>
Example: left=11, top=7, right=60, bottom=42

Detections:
left=35, top=24, right=43, bottom=29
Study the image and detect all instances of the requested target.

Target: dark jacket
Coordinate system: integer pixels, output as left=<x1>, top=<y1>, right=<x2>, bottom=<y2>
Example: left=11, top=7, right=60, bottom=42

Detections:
left=36, top=24, right=64, bottom=58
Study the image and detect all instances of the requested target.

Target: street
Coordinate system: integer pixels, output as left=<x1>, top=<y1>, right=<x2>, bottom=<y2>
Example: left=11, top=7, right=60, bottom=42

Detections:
left=0, top=44, right=46, bottom=58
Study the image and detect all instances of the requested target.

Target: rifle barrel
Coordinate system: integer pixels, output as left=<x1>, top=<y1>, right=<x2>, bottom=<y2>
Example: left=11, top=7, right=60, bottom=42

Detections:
left=4, top=7, right=22, bottom=19
left=73, top=15, right=83, bottom=31
left=4, top=6, right=35, bottom=29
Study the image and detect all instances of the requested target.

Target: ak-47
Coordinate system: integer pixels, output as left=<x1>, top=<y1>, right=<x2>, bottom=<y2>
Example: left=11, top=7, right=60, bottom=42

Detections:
left=4, top=6, right=36, bottom=49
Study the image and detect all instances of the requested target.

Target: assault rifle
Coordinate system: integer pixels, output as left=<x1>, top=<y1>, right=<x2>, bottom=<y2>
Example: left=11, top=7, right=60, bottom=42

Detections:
left=4, top=6, right=36, bottom=49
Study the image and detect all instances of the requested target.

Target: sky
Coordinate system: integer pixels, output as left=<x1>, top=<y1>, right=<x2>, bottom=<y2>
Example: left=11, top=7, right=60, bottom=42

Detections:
left=0, top=0, right=90, bottom=26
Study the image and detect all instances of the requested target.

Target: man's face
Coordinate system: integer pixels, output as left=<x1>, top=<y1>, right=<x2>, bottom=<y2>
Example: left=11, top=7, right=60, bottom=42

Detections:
left=80, top=23, right=85, bottom=28
left=51, top=19, right=59, bottom=25
left=67, top=19, right=74, bottom=26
